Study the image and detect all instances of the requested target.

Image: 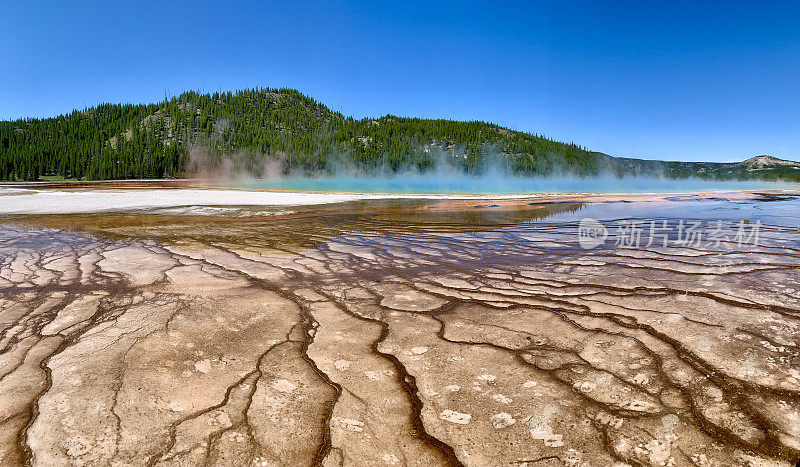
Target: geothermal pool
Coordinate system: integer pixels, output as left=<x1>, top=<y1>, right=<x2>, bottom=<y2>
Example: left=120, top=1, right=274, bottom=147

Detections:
left=221, top=174, right=799, bottom=194
left=1, top=187, right=799, bottom=465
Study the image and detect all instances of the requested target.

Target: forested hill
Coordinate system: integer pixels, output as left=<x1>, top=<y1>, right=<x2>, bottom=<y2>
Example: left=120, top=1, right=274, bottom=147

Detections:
left=1, top=88, right=798, bottom=182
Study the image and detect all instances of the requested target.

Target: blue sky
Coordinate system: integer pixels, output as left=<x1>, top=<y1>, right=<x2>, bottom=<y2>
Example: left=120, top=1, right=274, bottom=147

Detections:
left=1, top=0, right=798, bottom=162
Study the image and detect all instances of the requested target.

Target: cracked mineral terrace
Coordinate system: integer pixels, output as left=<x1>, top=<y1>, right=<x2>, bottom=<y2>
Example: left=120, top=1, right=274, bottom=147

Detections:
left=1, top=186, right=799, bottom=466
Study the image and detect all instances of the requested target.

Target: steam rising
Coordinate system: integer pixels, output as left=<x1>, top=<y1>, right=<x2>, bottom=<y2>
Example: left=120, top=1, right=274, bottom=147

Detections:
left=186, top=145, right=797, bottom=194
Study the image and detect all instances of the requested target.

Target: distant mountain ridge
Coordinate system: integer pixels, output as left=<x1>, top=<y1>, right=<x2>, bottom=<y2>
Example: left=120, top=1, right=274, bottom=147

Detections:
left=598, top=154, right=800, bottom=180
left=0, top=88, right=797, bottom=182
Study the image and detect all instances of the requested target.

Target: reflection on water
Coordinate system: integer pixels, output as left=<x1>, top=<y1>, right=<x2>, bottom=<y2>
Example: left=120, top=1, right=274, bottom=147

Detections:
left=546, top=196, right=800, bottom=229
left=6, top=195, right=800, bottom=257
left=3, top=199, right=586, bottom=254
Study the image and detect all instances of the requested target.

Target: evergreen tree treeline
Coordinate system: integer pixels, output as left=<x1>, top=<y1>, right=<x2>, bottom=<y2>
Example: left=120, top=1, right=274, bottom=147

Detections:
left=1, top=88, right=796, bottom=182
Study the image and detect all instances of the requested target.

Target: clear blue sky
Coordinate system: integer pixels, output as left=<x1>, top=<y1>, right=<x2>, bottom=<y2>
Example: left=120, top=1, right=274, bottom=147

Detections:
left=1, top=0, right=798, bottom=162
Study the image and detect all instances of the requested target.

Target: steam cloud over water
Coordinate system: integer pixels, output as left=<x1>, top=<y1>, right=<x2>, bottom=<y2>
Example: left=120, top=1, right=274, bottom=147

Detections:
left=187, top=147, right=797, bottom=194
